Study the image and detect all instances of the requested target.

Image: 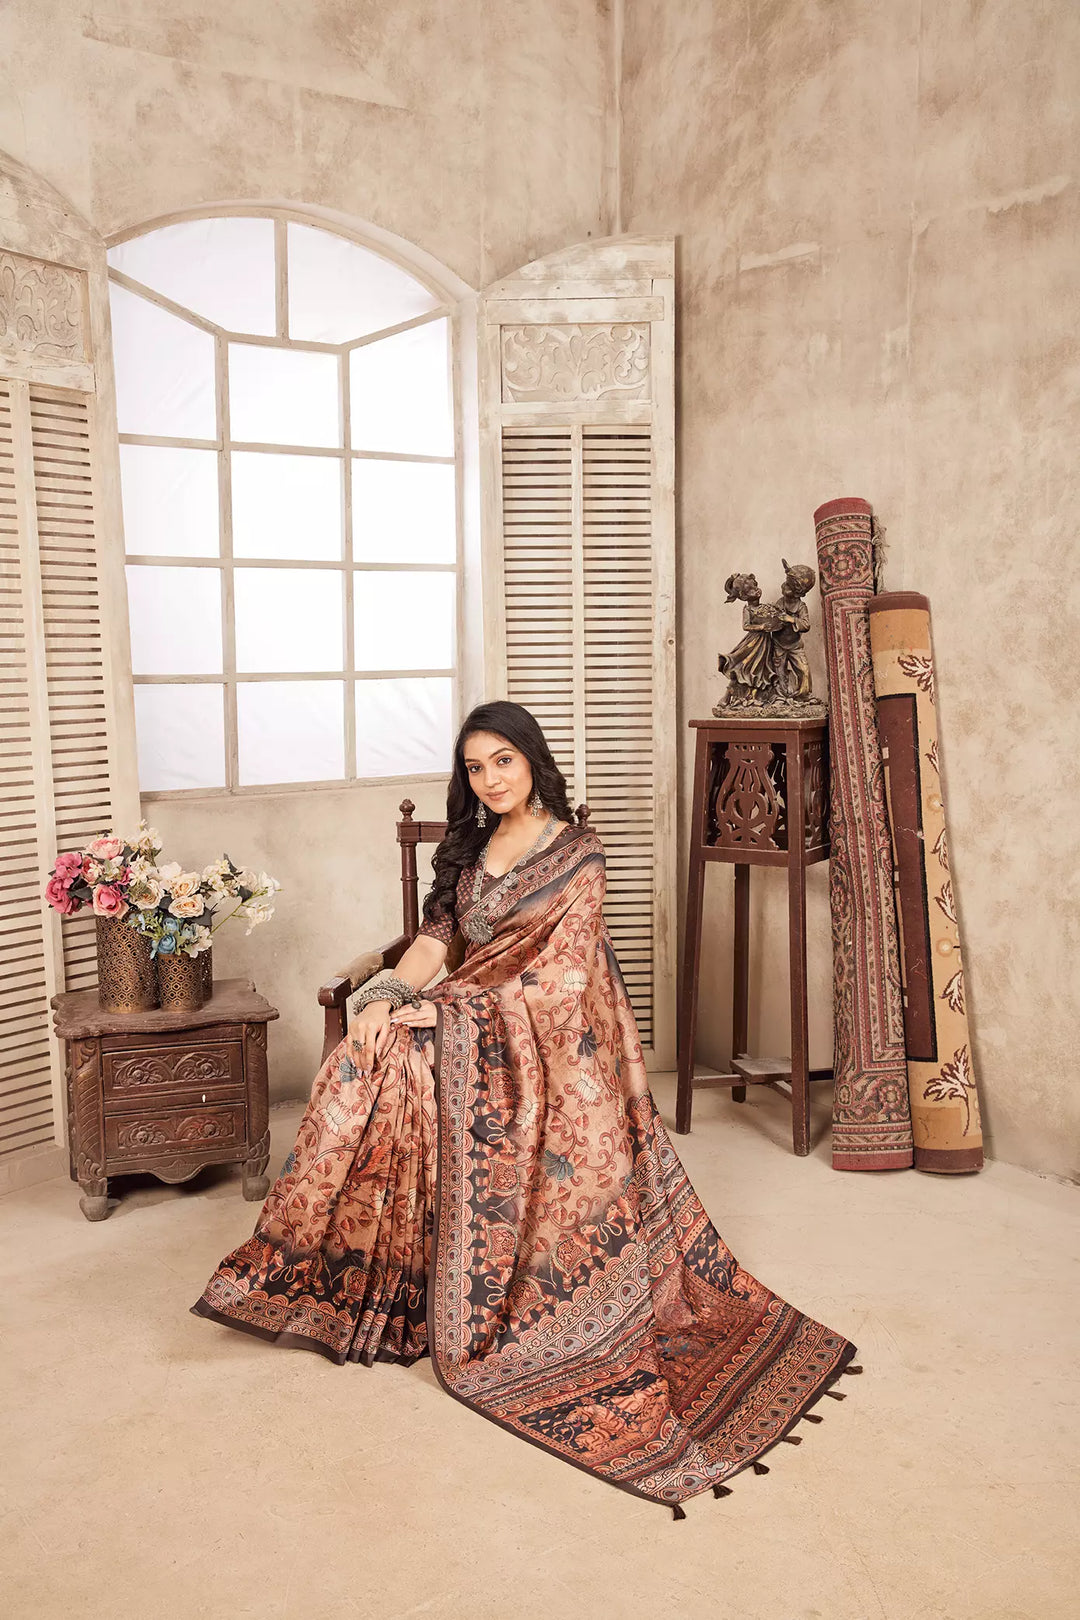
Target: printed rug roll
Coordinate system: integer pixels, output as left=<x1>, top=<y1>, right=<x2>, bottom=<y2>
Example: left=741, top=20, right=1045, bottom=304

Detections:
left=869, top=593, right=983, bottom=1172
left=814, top=498, right=913, bottom=1170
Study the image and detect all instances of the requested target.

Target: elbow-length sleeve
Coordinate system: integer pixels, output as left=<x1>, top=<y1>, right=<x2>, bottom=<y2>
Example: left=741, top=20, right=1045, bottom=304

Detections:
left=417, top=889, right=457, bottom=946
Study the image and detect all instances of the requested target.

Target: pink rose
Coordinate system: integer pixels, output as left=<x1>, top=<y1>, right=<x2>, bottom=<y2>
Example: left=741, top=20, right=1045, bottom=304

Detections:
left=87, top=836, right=124, bottom=861
left=45, top=875, right=80, bottom=915
left=53, top=851, right=83, bottom=881
left=92, top=885, right=129, bottom=920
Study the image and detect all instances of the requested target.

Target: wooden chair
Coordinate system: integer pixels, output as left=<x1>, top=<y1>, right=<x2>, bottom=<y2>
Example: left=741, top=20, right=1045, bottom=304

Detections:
left=316, top=796, right=592, bottom=1064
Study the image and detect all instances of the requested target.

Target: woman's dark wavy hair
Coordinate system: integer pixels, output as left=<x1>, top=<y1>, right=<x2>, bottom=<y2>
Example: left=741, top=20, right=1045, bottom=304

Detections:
left=422, top=701, right=574, bottom=929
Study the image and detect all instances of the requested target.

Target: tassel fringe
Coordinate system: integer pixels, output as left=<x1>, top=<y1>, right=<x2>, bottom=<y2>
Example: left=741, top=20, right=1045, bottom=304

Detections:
left=782, top=1434, right=802, bottom=1445
left=844, top=1364, right=863, bottom=1375
left=752, top=1460, right=769, bottom=1475
left=713, top=1483, right=733, bottom=1498
left=826, top=1389, right=846, bottom=1401
left=672, top=1503, right=686, bottom=1521
left=803, top=1411, right=824, bottom=1423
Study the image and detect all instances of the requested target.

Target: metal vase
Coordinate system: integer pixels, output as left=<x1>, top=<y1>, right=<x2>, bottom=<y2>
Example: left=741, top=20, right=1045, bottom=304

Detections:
left=157, top=945, right=212, bottom=1012
left=95, top=915, right=159, bottom=1012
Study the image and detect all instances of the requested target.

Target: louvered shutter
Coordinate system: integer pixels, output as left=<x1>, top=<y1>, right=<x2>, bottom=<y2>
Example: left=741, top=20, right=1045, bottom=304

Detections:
left=480, top=240, right=676, bottom=1066
left=0, top=159, right=139, bottom=1191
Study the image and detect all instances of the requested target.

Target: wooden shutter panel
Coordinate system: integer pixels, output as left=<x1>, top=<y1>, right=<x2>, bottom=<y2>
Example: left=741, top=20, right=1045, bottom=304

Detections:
left=0, top=159, right=139, bottom=1191
left=481, top=240, right=676, bottom=1067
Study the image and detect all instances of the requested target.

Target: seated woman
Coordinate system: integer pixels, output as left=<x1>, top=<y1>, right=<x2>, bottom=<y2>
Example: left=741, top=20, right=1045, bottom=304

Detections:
left=192, top=700, right=857, bottom=1514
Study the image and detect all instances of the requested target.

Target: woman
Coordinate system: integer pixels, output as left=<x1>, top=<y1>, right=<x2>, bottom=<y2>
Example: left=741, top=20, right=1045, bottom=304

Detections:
left=192, top=701, right=858, bottom=1514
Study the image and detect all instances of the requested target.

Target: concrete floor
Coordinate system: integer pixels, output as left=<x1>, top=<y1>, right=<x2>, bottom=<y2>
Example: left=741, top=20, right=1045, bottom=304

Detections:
left=2, top=1074, right=1077, bottom=1620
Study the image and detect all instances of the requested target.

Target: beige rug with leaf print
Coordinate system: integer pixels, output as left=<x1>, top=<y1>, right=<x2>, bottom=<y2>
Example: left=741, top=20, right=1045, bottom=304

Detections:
left=869, top=593, right=983, bottom=1172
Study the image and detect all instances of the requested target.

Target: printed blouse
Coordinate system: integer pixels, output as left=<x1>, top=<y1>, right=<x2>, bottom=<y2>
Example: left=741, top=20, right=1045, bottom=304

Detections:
left=415, top=823, right=580, bottom=946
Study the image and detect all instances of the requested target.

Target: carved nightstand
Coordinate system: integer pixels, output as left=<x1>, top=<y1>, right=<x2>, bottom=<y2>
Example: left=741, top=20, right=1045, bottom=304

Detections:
left=51, top=977, right=279, bottom=1221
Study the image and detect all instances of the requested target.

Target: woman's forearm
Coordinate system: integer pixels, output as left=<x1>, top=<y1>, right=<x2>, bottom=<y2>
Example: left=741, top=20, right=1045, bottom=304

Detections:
left=390, top=935, right=448, bottom=993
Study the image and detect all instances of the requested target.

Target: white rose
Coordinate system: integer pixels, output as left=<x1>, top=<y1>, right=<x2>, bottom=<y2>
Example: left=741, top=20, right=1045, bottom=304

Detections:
left=157, top=861, right=182, bottom=884
left=130, top=876, right=164, bottom=910
left=181, top=924, right=212, bottom=958
left=168, top=894, right=205, bottom=919
left=255, top=870, right=281, bottom=896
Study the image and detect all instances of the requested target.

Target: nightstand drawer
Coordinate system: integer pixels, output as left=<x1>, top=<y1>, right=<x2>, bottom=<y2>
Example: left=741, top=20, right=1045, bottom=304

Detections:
left=106, top=1104, right=247, bottom=1160
left=103, top=1042, right=244, bottom=1108
left=101, top=1023, right=242, bottom=1053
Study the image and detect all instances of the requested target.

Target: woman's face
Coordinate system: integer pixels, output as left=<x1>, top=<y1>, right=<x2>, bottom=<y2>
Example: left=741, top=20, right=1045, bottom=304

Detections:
left=462, top=731, right=533, bottom=817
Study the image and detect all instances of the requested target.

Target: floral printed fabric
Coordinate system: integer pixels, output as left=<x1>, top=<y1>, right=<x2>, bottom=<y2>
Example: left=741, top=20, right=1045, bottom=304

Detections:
left=193, top=825, right=856, bottom=1507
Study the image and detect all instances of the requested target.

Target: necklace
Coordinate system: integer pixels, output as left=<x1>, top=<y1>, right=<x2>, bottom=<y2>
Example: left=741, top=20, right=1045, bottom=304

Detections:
left=462, top=813, right=559, bottom=944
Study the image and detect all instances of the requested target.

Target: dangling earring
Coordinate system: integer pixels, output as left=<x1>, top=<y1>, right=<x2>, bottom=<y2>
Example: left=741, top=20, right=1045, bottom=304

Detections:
left=475, top=800, right=487, bottom=827
left=528, top=788, right=543, bottom=817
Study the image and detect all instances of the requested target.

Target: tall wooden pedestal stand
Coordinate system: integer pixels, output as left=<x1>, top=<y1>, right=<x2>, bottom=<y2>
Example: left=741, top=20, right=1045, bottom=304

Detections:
left=676, top=715, right=831, bottom=1154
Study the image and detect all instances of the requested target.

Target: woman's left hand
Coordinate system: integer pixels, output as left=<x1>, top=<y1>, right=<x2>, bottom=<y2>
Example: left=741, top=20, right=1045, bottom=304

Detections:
left=389, top=999, right=438, bottom=1027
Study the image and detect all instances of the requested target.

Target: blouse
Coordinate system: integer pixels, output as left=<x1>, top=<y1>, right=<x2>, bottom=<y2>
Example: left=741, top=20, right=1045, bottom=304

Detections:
left=415, top=824, right=579, bottom=946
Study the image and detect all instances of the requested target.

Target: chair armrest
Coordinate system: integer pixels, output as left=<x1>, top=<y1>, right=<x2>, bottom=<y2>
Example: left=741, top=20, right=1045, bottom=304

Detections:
left=316, top=934, right=411, bottom=1011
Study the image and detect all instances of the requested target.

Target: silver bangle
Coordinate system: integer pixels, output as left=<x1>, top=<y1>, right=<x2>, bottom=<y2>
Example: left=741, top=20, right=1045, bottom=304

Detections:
left=352, top=974, right=423, bottom=1014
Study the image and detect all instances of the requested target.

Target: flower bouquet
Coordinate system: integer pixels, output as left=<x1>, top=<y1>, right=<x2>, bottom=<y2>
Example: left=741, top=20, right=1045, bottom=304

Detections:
left=44, top=821, right=280, bottom=1014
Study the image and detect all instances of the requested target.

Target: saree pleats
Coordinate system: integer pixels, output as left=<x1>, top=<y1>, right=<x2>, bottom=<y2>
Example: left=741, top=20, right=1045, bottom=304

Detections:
left=192, top=1022, right=436, bottom=1366
left=194, top=827, right=857, bottom=1508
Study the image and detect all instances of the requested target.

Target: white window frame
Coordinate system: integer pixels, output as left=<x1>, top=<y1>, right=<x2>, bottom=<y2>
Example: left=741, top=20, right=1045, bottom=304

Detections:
left=107, top=204, right=480, bottom=800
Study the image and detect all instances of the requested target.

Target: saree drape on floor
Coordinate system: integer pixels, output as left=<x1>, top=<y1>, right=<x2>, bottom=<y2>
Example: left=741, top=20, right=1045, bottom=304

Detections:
left=193, top=827, right=856, bottom=1508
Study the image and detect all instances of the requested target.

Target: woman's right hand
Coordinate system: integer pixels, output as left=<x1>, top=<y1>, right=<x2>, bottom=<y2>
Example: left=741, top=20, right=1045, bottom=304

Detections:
left=349, top=999, right=394, bottom=1074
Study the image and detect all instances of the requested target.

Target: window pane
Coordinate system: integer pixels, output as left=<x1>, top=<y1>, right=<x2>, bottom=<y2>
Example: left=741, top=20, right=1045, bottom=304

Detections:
left=352, top=459, right=455, bottom=563
left=134, top=684, right=225, bottom=791
left=108, top=218, right=275, bottom=336
left=234, top=568, right=343, bottom=672
left=354, top=571, right=454, bottom=671
left=232, top=452, right=343, bottom=560
left=229, top=344, right=341, bottom=448
left=125, top=565, right=222, bottom=674
left=120, top=445, right=218, bottom=557
left=355, top=677, right=452, bottom=777
left=110, top=284, right=216, bottom=439
left=237, top=681, right=345, bottom=785
left=287, top=223, right=438, bottom=344
left=350, top=319, right=452, bottom=455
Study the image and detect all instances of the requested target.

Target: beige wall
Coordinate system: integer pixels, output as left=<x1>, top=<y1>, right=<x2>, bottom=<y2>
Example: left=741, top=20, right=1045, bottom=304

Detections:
left=622, top=0, right=1080, bottom=1177
left=0, top=0, right=617, bottom=1102
left=5, top=0, right=1076, bottom=1172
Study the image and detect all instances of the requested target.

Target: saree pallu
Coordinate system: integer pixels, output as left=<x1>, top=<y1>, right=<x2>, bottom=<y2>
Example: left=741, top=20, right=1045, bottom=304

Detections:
left=815, top=497, right=914, bottom=1171
left=193, top=828, right=857, bottom=1509
left=869, top=592, right=983, bottom=1172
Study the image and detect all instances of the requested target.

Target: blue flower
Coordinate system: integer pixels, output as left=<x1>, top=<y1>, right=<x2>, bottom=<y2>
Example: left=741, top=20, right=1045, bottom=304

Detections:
left=280, top=1150, right=297, bottom=1176
left=543, top=1150, right=574, bottom=1182
left=578, top=1026, right=598, bottom=1059
left=338, top=1055, right=358, bottom=1085
left=154, top=933, right=177, bottom=956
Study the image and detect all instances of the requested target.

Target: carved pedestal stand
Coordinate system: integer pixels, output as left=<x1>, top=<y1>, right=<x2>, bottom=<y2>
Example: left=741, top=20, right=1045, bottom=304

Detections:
left=52, top=977, right=278, bottom=1221
left=676, top=716, right=831, bottom=1154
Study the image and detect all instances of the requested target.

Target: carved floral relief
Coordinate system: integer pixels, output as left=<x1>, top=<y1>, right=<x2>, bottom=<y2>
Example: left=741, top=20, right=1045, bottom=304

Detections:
left=0, top=250, right=87, bottom=365
left=501, top=323, right=650, bottom=403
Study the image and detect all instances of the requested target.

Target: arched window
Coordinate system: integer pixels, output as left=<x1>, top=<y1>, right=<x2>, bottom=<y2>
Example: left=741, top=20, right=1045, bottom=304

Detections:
left=108, top=211, right=460, bottom=794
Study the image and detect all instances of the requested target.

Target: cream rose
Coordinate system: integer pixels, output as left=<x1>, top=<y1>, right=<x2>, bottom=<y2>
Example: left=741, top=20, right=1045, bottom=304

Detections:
left=169, top=870, right=202, bottom=901
left=168, top=893, right=205, bottom=920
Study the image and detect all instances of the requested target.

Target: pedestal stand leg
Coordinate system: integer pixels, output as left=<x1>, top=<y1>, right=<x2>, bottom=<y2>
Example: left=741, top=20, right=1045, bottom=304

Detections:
left=79, top=1181, right=109, bottom=1221
left=787, top=741, right=811, bottom=1156
left=732, top=864, right=749, bottom=1102
left=676, top=735, right=711, bottom=1134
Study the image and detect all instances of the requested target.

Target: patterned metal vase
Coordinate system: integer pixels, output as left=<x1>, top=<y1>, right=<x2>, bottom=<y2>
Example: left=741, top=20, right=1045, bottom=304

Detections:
left=95, top=916, right=159, bottom=1012
left=157, top=945, right=212, bottom=1011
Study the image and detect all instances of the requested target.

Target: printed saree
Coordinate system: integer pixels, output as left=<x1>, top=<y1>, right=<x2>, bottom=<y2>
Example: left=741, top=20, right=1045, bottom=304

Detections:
left=193, top=825, right=857, bottom=1509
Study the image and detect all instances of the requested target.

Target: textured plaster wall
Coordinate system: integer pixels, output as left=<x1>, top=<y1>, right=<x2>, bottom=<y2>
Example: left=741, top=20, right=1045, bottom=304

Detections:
left=1, top=0, right=615, bottom=1102
left=621, top=0, right=1080, bottom=1177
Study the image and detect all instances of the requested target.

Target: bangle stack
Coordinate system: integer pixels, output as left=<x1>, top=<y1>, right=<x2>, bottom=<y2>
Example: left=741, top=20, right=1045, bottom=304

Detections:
left=352, top=973, right=424, bottom=1015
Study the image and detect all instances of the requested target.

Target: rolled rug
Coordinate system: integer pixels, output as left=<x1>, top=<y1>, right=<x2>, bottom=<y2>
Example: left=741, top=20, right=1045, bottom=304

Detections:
left=814, top=498, right=913, bottom=1170
left=869, top=593, right=983, bottom=1172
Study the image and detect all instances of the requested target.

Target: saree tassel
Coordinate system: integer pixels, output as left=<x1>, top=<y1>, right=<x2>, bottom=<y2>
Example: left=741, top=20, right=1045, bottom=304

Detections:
left=825, top=1388, right=847, bottom=1400
left=752, top=1460, right=769, bottom=1475
left=782, top=1434, right=802, bottom=1445
left=712, top=1484, right=733, bottom=1498
left=803, top=1412, right=824, bottom=1424
left=671, top=1503, right=687, bottom=1521
left=844, top=1364, right=864, bottom=1375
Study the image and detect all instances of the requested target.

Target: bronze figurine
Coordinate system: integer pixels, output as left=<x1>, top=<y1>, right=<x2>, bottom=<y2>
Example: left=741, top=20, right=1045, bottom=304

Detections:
left=714, top=559, right=826, bottom=717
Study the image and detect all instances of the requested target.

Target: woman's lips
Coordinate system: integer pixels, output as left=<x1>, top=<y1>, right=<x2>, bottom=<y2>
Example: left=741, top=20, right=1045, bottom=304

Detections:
left=489, top=791, right=508, bottom=800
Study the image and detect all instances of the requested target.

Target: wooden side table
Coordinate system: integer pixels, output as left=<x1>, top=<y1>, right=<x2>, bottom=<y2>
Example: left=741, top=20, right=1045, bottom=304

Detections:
left=52, top=977, right=279, bottom=1221
left=676, top=716, right=832, bottom=1153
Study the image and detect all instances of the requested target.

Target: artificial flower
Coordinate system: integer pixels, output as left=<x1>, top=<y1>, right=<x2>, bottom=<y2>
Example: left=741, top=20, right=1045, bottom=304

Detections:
left=92, top=885, right=129, bottom=919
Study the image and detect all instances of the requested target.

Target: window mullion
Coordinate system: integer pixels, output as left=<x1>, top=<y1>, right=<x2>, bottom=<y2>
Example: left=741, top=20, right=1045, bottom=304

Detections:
left=216, top=332, right=237, bottom=790
left=342, top=349, right=356, bottom=781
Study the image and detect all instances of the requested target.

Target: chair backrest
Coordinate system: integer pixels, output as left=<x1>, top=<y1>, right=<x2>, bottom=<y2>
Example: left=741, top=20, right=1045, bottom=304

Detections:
left=396, top=795, right=592, bottom=940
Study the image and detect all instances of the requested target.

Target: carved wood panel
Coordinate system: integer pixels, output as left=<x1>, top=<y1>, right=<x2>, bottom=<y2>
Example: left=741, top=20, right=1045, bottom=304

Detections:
left=102, top=1041, right=243, bottom=1103
left=105, top=1104, right=246, bottom=1159
left=0, top=250, right=88, bottom=366
left=501, top=323, right=650, bottom=403
left=708, top=741, right=782, bottom=849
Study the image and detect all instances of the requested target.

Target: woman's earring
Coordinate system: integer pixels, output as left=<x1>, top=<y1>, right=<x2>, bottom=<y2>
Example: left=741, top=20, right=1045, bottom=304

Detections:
left=475, top=800, right=487, bottom=827
left=528, top=788, right=543, bottom=817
